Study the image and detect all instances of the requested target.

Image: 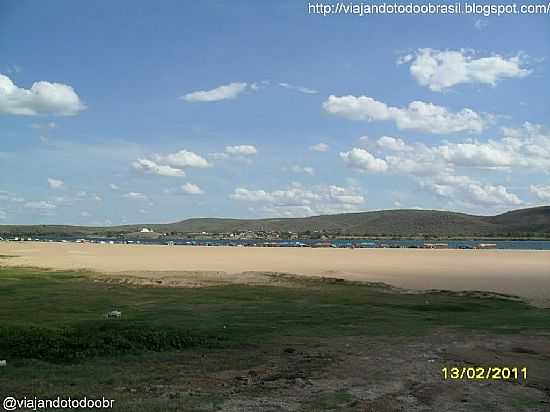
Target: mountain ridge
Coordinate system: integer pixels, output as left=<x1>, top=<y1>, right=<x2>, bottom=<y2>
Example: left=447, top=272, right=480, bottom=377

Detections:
left=1, top=206, right=549, bottom=238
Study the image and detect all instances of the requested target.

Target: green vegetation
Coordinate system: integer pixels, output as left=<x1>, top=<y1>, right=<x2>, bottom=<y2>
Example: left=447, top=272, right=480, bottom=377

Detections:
left=1, top=266, right=550, bottom=410
left=1, top=205, right=549, bottom=237
left=303, top=391, right=355, bottom=411
left=1, top=267, right=550, bottom=363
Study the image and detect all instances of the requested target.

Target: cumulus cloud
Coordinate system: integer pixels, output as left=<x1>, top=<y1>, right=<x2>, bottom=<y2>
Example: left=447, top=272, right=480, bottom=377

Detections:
left=47, top=178, right=65, bottom=190
left=381, top=124, right=550, bottom=173
left=133, top=150, right=209, bottom=177
left=279, top=82, right=319, bottom=94
left=224, top=145, right=257, bottom=156
left=209, top=145, right=258, bottom=160
left=310, top=142, right=329, bottom=152
left=0, top=73, right=86, bottom=116
left=530, top=185, right=550, bottom=201
left=230, top=183, right=365, bottom=217
left=181, top=82, right=248, bottom=102
left=154, top=150, right=210, bottom=168
left=132, top=159, right=185, bottom=177
left=437, top=142, right=515, bottom=168
left=400, top=49, right=531, bottom=91
left=323, top=94, right=487, bottom=134
left=338, top=125, right=550, bottom=209
left=340, top=148, right=388, bottom=172
left=123, top=192, right=148, bottom=200
left=109, top=183, right=119, bottom=190
left=420, top=174, right=522, bottom=207
left=374, top=124, right=550, bottom=174
left=181, top=182, right=204, bottom=195
left=377, top=136, right=411, bottom=152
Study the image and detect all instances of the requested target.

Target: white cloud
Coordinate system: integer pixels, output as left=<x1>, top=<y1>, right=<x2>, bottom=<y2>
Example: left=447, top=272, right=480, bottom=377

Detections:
left=530, top=185, right=550, bottom=201
left=374, top=123, right=550, bottom=174
left=400, top=49, right=531, bottom=91
left=340, top=148, right=388, bottom=173
left=109, top=183, right=119, bottom=190
left=0, top=73, right=86, bottom=116
left=123, top=192, right=148, bottom=200
left=181, top=82, right=248, bottom=102
left=279, top=82, right=319, bottom=94
left=75, top=191, right=102, bottom=201
left=310, top=142, right=329, bottom=152
left=181, top=182, right=204, bottom=195
left=47, top=178, right=65, bottom=190
left=358, top=136, right=370, bottom=145
left=80, top=211, right=91, bottom=217
left=133, top=150, right=209, bottom=177
left=467, top=183, right=522, bottom=206
left=132, top=158, right=185, bottom=177
left=385, top=151, right=448, bottom=177
left=437, top=141, right=516, bottom=167
left=290, top=165, right=315, bottom=176
left=231, top=183, right=365, bottom=217
left=326, top=185, right=364, bottom=205
left=420, top=174, right=522, bottom=207
left=231, top=188, right=275, bottom=203
left=208, top=152, right=229, bottom=160
left=339, top=126, right=548, bottom=209
left=224, top=145, right=257, bottom=156
left=323, top=94, right=486, bottom=134
left=154, top=150, right=210, bottom=168
left=377, top=136, right=411, bottom=152
left=24, top=201, right=56, bottom=210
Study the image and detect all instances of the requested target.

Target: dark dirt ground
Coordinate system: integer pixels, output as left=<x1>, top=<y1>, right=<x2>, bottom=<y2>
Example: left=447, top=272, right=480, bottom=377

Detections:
left=104, top=334, right=550, bottom=411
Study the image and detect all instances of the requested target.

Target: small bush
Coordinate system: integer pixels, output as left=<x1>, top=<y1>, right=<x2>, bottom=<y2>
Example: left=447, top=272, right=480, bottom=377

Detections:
left=0, top=322, right=223, bottom=362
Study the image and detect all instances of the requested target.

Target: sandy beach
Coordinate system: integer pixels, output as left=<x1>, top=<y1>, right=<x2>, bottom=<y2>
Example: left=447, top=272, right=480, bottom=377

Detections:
left=1, top=241, right=549, bottom=306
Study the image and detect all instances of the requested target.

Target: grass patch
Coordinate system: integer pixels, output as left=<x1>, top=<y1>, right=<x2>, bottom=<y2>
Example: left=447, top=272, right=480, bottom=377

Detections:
left=0, top=323, right=221, bottom=362
left=1, top=266, right=549, bottom=363
left=1, top=266, right=550, bottom=411
left=304, top=390, right=356, bottom=411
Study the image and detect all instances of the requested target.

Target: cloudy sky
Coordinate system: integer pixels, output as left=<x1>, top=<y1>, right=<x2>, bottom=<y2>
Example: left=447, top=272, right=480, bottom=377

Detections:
left=1, top=1, right=549, bottom=225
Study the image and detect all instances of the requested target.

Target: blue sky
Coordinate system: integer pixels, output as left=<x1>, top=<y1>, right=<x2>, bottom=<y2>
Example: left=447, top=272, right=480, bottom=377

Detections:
left=1, top=0, right=549, bottom=225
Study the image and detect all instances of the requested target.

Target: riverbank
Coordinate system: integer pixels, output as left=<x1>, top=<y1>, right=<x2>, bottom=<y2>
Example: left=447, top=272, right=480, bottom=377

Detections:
left=1, top=242, right=549, bottom=307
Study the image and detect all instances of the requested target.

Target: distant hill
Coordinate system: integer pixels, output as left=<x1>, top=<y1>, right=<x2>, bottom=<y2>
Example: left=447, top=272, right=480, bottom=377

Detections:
left=1, top=206, right=549, bottom=238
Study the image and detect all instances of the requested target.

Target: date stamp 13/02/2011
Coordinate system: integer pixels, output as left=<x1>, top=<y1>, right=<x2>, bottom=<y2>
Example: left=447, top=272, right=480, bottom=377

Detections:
left=442, top=366, right=528, bottom=381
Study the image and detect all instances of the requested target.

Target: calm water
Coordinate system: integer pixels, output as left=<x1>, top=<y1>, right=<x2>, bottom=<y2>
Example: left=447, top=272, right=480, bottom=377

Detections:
left=22, top=236, right=550, bottom=250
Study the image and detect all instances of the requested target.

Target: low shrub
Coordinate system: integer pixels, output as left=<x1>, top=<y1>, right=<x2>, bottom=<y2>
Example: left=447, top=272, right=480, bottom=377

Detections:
left=0, top=322, right=223, bottom=362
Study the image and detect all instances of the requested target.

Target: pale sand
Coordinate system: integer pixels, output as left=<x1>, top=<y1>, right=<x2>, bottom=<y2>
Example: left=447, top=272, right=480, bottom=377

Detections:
left=1, top=242, right=549, bottom=306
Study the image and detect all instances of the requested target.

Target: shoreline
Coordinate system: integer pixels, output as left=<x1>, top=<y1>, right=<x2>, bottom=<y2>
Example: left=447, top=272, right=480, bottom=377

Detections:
left=2, top=237, right=550, bottom=251
left=1, top=241, right=549, bottom=307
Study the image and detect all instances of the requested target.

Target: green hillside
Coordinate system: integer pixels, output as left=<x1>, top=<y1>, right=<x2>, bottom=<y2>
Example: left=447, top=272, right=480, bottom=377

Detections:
left=1, top=206, right=549, bottom=238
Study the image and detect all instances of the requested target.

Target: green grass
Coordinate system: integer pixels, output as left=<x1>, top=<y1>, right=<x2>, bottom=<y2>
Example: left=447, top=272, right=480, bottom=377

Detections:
left=303, top=390, right=356, bottom=411
left=1, top=266, right=550, bottom=410
left=1, top=266, right=550, bottom=363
